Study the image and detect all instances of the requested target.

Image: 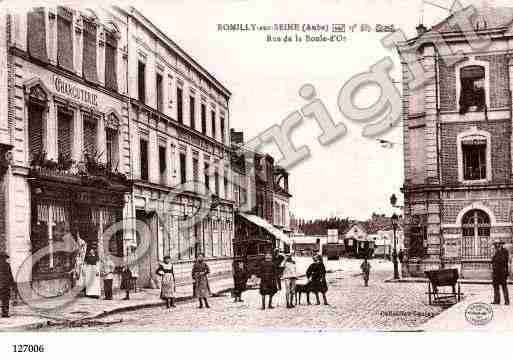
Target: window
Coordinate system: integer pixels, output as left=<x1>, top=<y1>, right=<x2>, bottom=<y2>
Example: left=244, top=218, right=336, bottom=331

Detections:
left=214, top=171, right=219, bottom=195
left=140, top=138, right=148, bottom=181
left=409, top=215, right=427, bottom=258
left=57, top=111, right=72, bottom=161
left=462, top=209, right=491, bottom=259
left=201, top=104, right=207, bottom=135
left=220, top=117, right=225, bottom=143
left=105, top=127, right=118, bottom=170
left=82, top=19, right=98, bottom=83
left=459, top=65, right=485, bottom=114
left=57, top=7, right=73, bottom=71
left=138, top=61, right=146, bottom=103
left=105, top=32, right=118, bottom=91
left=27, top=8, right=48, bottom=62
left=224, top=175, right=228, bottom=199
left=158, top=145, right=167, bottom=184
left=189, top=96, right=196, bottom=130
left=83, top=115, right=97, bottom=156
left=193, top=158, right=199, bottom=192
left=204, top=163, right=210, bottom=190
left=211, top=110, right=216, bottom=139
left=179, top=152, right=186, bottom=184
left=462, top=141, right=486, bottom=181
left=156, top=73, right=163, bottom=112
left=28, top=104, right=44, bottom=159
left=177, top=87, right=183, bottom=123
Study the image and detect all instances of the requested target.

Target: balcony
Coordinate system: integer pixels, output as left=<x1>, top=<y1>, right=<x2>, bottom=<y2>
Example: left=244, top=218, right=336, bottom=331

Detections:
left=29, top=150, right=130, bottom=190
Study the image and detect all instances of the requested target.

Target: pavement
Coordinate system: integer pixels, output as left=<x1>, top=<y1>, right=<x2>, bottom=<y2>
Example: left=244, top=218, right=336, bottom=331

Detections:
left=0, top=256, right=350, bottom=331
left=0, top=275, right=235, bottom=331
left=421, top=286, right=513, bottom=331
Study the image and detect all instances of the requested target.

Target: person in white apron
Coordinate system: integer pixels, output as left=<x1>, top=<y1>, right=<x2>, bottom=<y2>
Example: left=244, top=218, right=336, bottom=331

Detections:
left=84, top=248, right=101, bottom=298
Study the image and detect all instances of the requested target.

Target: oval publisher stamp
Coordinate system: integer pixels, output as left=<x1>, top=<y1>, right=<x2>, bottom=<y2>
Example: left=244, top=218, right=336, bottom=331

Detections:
left=465, top=302, right=494, bottom=326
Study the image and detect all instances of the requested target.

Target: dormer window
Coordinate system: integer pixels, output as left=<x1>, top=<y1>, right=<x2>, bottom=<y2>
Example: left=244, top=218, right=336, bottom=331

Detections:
left=459, top=65, right=485, bottom=114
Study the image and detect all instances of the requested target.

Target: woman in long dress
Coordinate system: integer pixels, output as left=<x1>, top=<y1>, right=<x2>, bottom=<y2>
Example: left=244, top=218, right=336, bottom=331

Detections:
left=192, top=253, right=211, bottom=309
left=73, top=233, right=87, bottom=289
left=156, top=256, right=176, bottom=309
left=84, top=248, right=101, bottom=298
left=258, top=252, right=278, bottom=310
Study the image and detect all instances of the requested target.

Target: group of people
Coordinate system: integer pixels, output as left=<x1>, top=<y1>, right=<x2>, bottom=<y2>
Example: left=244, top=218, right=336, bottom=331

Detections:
left=233, top=249, right=329, bottom=310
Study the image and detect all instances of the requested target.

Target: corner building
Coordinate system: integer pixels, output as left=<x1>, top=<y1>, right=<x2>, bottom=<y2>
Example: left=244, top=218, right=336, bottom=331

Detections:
left=400, top=6, right=513, bottom=279
left=0, top=5, right=234, bottom=295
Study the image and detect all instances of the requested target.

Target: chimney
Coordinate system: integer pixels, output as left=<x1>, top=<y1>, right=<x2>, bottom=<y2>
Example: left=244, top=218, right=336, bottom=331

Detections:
left=416, top=23, right=427, bottom=36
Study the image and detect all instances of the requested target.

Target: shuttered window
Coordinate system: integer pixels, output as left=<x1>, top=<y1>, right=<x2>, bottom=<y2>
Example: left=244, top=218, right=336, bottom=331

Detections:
left=28, top=105, right=44, bottom=157
left=57, top=7, right=74, bottom=72
left=82, top=19, right=98, bottom=83
left=211, top=110, right=216, bottom=139
left=138, top=62, right=146, bottom=103
left=105, top=32, right=118, bottom=91
left=201, top=103, right=206, bottom=135
left=57, top=111, right=72, bottom=160
left=177, top=87, right=183, bottom=123
left=106, top=128, right=117, bottom=170
left=179, top=152, right=186, bottom=184
left=156, top=73, right=163, bottom=112
left=140, top=138, right=148, bottom=181
left=27, top=8, right=48, bottom=62
left=83, top=115, right=97, bottom=156
left=220, top=117, right=225, bottom=143
left=189, top=96, right=195, bottom=130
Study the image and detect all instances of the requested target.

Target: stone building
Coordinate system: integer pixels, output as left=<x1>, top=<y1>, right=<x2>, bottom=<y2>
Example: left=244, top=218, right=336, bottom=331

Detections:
left=0, top=5, right=234, bottom=295
left=400, top=6, right=513, bottom=278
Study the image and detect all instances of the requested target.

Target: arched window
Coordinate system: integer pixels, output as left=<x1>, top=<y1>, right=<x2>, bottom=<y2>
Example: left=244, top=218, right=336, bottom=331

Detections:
left=461, top=209, right=491, bottom=259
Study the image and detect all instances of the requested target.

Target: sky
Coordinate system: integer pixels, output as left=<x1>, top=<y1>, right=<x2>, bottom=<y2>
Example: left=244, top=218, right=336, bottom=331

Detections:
left=11, top=0, right=502, bottom=220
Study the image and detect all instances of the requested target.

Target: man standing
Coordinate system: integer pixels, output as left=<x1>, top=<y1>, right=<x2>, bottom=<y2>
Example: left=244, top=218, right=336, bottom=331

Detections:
left=491, top=239, right=510, bottom=305
left=0, top=253, right=15, bottom=318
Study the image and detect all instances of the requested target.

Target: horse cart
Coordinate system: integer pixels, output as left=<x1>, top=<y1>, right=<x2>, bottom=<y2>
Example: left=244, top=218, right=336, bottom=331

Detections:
left=425, top=269, right=462, bottom=306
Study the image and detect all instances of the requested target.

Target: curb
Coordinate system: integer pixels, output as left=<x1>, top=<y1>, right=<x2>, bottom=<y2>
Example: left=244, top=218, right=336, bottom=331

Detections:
left=384, top=278, right=513, bottom=285
left=1, top=285, right=234, bottom=332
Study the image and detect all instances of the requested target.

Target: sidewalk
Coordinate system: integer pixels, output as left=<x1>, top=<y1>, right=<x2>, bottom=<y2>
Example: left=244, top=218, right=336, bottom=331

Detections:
left=421, top=287, right=513, bottom=331
left=0, top=275, right=235, bottom=332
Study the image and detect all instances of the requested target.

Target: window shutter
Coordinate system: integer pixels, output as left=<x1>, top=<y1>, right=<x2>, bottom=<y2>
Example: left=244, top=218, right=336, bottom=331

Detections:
left=83, top=115, right=97, bottom=156
left=28, top=105, right=44, bottom=156
left=82, top=19, right=98, bottom=83
left=27, top=8, right=48, bottom=62
left=57, top=7, right=74, bottom=72
left=105, top=32, right=118, bottom=91
left=57, top=112, right=72, bottom=160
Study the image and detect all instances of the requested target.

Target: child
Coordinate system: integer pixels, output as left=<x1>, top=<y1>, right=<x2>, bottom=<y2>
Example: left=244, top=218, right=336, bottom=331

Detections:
left=282, top=254, right=298, bottom=309
left=360, top=257, right=371, bottom=287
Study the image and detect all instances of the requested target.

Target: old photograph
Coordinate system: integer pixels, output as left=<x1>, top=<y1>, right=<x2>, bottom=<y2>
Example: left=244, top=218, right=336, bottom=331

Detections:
left=0, top=0, right=512, bottom=349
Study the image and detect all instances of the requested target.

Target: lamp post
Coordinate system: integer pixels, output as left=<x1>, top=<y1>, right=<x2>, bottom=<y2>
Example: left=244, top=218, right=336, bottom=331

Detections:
left=391, top=213, right=399, bottom=280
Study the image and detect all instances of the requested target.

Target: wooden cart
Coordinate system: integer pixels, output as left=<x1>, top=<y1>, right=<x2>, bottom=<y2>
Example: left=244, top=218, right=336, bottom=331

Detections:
left=425, top=269, right=462, bottom=306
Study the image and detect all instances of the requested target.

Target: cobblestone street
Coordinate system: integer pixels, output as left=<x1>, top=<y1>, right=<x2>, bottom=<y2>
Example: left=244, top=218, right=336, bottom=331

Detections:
left=39, top=259, right=453, bottom=332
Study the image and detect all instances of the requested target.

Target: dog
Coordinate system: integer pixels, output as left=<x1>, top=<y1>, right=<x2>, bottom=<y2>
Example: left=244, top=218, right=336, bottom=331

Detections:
left=295, top=282, right=313, bottom=305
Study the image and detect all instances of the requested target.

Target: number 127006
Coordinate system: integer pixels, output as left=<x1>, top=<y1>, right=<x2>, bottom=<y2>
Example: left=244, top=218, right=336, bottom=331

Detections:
left=12, top=344, right=45, bottom=353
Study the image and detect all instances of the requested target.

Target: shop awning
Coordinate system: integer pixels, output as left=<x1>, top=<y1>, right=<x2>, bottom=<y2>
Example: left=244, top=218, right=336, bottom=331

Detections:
left=237, top=212, right=292, bottom=245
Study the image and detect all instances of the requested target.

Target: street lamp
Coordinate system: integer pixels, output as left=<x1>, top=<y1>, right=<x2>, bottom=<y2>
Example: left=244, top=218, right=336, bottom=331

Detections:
left=391, top=213, right=399, bottom=280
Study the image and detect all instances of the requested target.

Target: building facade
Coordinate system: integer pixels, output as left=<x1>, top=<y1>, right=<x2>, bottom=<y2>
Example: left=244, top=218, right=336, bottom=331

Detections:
left=400, top=6, right=513, bottom=278
left=0, top=5, right=234, bottom=295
